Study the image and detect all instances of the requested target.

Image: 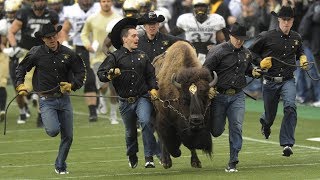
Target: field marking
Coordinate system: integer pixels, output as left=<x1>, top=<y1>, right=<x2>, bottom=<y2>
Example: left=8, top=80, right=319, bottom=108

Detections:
left=5, top=162, right=320, bottom=180
left=241, top=136, right=320, bottom=150
left=307, top=137, right=320, bottom=142
left=0, top=146, right=125, bottom=156
left=0, top=134, right=122, bottom=144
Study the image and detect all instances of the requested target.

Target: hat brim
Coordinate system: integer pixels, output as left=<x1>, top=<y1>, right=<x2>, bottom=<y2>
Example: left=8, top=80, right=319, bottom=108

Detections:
left=229, top=31, right=249, bottom=41
left=110, top=17, right=138, bottom=49
left=271, top=11, right=294, bottom=18
left=35, top=25, right=62, bottom=39
left=137, top=15, right=165, bottom=25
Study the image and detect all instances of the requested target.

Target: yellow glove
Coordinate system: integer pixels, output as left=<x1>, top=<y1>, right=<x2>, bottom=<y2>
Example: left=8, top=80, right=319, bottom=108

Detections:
left=60, top=82, right=72, bottom=93
left=252, top=67, right=262, bottom=78
left=208, top=87, right=218, bottom=99
left=107, top=68, right=121, bottom=80
left=16, top=84, right=28, bottom=96
left=150, top=89, right=159, bottom=100
left=299, top=55, right=308, bottom=70
left=260, top=57, right=272, bottom=69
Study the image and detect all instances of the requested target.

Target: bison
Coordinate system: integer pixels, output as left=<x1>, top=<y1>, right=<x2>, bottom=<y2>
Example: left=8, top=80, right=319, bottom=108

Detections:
left=152, top=41, right=217, bottom=169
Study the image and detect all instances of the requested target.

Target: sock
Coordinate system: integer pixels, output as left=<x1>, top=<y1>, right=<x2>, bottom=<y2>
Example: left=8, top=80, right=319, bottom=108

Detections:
left=0, top=87, right=7, bottom=111
left=110, top=103, right=117, bottom=118
left=19, top=107, right=26, bottom=114
left=88, top=105, right=97, bottom=116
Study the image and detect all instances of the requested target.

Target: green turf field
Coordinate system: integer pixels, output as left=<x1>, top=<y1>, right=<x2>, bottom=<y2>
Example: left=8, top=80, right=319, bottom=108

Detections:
left=1, top=87, right=320, bottom=179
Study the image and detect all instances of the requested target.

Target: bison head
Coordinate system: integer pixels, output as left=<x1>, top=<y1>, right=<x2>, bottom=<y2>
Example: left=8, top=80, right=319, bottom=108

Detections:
left=171, top=67, right=217, bottom=130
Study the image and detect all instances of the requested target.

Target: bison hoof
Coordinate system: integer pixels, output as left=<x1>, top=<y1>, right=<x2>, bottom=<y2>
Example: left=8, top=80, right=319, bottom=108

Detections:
left=163, top=162, right=172, bottom=169
left=162, top=156, right=172, bottom=169
left=191, top=160, right=202, bottom=168
left=171, top=149, right=181, bottom=158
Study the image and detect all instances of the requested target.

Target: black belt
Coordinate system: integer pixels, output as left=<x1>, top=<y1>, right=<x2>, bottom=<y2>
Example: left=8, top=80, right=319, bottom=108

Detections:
left=217, top=87, right=242, bottom=95
left=39, top=92, right=63, bottom=98
left=264, top=76, right=293, bottom=83
left=119, top=96, right=140, bottom=103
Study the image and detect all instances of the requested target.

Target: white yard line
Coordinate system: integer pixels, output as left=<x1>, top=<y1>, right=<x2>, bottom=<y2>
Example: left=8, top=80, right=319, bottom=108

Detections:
left=7, top=162, right=320, bottom=180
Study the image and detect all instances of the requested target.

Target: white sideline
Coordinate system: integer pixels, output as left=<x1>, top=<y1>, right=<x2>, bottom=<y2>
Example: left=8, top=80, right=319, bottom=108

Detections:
left=5, top=162, right=320, bottom=180
left=241, top=136, right=320, bottom=150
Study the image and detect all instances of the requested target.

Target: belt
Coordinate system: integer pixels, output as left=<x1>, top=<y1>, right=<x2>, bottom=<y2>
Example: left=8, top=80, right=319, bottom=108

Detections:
left=39, top=92, right=63, bottom=98
left=119, top=96, right=140, bottom=103
left=264, top=76, right=293, bottom=83
left=217, top=87, right=241, bottom=95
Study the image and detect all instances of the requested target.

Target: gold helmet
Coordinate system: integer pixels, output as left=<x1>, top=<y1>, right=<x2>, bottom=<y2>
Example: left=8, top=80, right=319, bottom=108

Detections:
left=122, top=0, right=140, bottom=18
left=48, top=0, right=62, bottom=4
left=114, top=0, right=125, bottom=8
left=5, top=0, right=21, bottom=12
left=136, top=0, right=155, bottom=15
left=192, top=0, right=210, bottom=6
left=192, top=0, right=210, bottom=22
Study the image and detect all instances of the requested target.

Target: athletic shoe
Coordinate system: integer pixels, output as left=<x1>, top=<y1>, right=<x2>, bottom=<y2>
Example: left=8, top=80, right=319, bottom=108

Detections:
left=225, top=162, right=238, bottom=172
left=89, top=115, right=98, bottom=122
left=17, top=114, right=27, bottom=124
left=282, top=146, right=293, bottom=157
left=128, top=154, right=138, bottom=168
left=261, top=125, right=271, bottom=139
left=55, top=167, right=69, bottom=174
left=145, top=156, right=155, bottom=168
left=312, top=100, right=320, bottom=107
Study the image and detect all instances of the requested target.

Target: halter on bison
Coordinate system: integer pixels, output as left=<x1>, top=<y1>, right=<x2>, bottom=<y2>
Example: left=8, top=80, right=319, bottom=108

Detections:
left=152, top=41, right=217, bottom=169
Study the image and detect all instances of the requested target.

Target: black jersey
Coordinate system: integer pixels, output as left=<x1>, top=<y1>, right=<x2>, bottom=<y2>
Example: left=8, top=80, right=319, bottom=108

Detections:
left=16, top=7, right=59, bottom=50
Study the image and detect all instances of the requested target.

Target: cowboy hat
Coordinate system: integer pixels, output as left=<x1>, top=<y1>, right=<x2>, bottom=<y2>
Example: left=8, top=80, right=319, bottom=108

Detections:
left=109, top=17, right=138, bottom=49
left=34, top=23, right=62, bottom=39
left=137, top=11, right=165, bottom=25
left=228, top=22, right=249, bottom=41
left=271, top=6, right=294, bottom=18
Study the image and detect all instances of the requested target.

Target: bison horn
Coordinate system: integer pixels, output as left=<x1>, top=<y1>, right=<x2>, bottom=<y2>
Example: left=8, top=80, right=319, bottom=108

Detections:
left=209, top=71, right=218, bottom=87
left=171, top=73, right=182, bottom=89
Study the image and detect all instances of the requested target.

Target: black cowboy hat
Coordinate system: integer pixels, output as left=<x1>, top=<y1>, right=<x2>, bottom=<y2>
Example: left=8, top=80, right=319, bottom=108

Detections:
left=271, top=6, right=294, bottom=18
left=109, top=17, right=138, bottom=49
left=228, top=22, right=249, bottom=40
left=34, top=23, right=62, bottom=39
left=137, top=11, right=165, bottom=25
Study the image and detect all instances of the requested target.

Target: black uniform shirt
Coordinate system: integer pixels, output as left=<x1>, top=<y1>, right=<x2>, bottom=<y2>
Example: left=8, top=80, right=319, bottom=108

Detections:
left=249, top=28, right=304, bottom=78
left=16, top=44, right=86, bottom=93
left=138, top=31, right=180, bottom=62
left=203, top=41, right=254, bottom=90
left=97, top=47, right=158, bottom=98
left=16, top=7, right=59, bottom=50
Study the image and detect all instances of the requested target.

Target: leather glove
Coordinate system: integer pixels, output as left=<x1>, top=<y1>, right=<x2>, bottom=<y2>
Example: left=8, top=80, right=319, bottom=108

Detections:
left=60, top=82, right=72, bottom=93
left=260, top=57, right=272, bottom=69
left=150, top=89, right=159, bottom=100
left=107, top=68, right=121, bottom=80
left=208, top=87, right=218, bottom=99
left=16, top=84, right=28, bottom=96
left=299, top=55, right=308, bottom=70
left=252, top=67, right=262, bottom=78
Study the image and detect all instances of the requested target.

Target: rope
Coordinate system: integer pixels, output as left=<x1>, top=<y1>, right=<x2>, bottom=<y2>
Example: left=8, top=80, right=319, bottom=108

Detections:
left=271, top=57, right=320, bottom=81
